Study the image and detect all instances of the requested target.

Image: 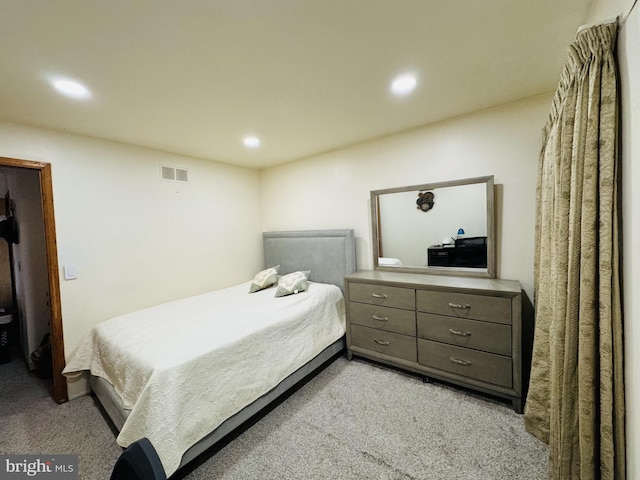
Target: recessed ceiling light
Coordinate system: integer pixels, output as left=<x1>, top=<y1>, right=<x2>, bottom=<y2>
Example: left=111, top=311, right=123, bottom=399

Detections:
left=390, top=73, right=417, bottom=95
left=243, top=136, right=261, bottom=148
left=52, top=78, right=91, bottom=99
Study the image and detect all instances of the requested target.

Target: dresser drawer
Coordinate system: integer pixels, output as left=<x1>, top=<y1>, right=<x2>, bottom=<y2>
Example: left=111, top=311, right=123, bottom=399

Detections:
left=417, top=339, right=512, bottom=388
left=349, top=302, right=416, bottom=336
left=416, top=290, right=511, bottom=325
left=417, top=313, right=511, bottom=356
left=349, top=283, right=415, bottom=310
left=350, top=325, right=417, bottom=362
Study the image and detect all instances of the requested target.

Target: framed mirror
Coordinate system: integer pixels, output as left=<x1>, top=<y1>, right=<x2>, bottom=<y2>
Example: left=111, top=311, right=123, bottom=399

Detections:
left=371, top=175, right=495, bottom=278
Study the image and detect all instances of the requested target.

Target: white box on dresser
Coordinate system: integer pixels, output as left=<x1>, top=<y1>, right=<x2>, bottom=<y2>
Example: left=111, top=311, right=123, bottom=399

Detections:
left=345, top=270, right=524, bottom=413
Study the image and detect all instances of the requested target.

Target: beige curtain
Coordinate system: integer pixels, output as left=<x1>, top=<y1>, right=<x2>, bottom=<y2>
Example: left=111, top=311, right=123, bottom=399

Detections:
left=524, top=22, right=625, bottom=480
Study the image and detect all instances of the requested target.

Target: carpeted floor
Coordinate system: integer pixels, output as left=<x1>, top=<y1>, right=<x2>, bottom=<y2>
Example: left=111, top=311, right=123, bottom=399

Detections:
left=0, top=353, right=548, bottom=479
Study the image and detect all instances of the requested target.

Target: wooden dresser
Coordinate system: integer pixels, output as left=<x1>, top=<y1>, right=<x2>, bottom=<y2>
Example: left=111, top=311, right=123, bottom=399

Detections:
left=345, top=270, right=523, bottom=412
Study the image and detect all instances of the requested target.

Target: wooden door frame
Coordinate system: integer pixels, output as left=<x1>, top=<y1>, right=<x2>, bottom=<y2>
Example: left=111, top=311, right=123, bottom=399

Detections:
left=0, top=157, right=67, bottom=403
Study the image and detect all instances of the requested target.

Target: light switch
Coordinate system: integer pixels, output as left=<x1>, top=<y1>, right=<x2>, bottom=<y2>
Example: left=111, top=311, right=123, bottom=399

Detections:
left=64, top=265, right=79, bottom=280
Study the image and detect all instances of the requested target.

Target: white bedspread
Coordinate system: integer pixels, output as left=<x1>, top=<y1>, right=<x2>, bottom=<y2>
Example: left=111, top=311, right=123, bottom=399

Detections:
left=62, top=281, right=345, bottom=476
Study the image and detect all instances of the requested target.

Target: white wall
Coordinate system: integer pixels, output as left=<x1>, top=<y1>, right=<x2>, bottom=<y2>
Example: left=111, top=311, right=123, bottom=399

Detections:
left=619, top=12, right=640, bottom=476
left=586, top=0, right=631, bottom=23
left=261, top=94, right=552, bottom=301
left=0, top=121, right=263, bottom=397
left=584, top=0, right=640, bottom=476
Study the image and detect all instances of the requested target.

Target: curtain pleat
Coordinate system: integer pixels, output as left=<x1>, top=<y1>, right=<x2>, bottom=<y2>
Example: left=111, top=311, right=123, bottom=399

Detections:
left=524, top=22, right=625, bottom=480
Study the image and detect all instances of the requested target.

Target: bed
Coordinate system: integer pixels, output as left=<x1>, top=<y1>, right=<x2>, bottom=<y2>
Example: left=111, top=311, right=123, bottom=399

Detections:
left=62, top=229, right=356, bottom=477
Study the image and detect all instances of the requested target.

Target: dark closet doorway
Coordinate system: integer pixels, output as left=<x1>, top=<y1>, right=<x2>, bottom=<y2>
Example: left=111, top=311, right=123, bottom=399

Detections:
left=0, top=157, right=66, bottom=403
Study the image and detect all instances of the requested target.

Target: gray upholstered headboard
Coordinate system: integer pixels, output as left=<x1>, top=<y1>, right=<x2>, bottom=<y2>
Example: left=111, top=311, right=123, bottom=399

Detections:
left=262, top=229, right=356, bottom=292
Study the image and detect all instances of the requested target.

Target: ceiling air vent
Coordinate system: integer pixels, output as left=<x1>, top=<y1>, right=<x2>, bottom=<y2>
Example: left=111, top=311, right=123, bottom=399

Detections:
left=160, top=165, right=189, bottom=183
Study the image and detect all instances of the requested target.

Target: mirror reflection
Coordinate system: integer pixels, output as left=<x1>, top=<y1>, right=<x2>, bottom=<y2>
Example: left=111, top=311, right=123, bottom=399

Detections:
left=372, top=176, right=495, bottom=278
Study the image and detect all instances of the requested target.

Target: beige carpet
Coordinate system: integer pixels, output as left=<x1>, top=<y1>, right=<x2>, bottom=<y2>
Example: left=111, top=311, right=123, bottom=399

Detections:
left=1, top=354, right=548, bottom=479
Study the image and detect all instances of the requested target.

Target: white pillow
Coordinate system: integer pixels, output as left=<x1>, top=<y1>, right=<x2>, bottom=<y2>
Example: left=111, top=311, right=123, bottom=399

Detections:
left=248, top=265, right=280, bottom=293
left=275, top=271, right=310, bottom=297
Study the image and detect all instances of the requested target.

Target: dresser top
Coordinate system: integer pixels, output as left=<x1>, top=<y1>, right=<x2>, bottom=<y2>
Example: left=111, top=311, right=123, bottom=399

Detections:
left=345, top=270, right=521, bottom=295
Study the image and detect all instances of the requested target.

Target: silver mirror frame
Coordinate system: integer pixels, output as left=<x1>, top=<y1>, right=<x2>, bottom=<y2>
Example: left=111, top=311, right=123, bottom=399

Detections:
left=371, top=175, right=496, bottom=279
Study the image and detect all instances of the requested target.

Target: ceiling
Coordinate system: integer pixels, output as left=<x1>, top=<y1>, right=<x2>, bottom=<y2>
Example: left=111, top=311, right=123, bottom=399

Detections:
left=0, top=1, right=593, bottom=169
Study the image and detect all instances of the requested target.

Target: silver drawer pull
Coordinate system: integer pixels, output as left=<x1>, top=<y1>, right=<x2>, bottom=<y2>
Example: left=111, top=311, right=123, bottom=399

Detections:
left=372, top=315, right=389, bottom=321
left=449, top=357, right=472, bottom=366
left=449, top=328, right=471, bottom=337
left=371, top=293, right=388, bottom=299
left=448, top=302, right=471, bottom=309
left=373, top=338, right=390, bottom=345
